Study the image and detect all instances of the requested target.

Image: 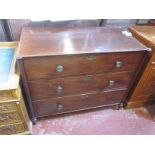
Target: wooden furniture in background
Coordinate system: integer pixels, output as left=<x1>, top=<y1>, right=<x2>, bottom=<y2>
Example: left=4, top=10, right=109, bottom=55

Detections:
left=126, top=26, right=155, bottom=108
left=0, top=20, right=8, bottom=41
left=17, top=26, right=148, bottom=123
left=5, top=19, right=30, bottom=41
left=0, top=42, right=31, bottom=134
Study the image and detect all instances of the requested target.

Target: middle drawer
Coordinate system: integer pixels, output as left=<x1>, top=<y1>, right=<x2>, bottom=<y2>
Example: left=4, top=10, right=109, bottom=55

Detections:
left=28, top=71, right=134, bottom=101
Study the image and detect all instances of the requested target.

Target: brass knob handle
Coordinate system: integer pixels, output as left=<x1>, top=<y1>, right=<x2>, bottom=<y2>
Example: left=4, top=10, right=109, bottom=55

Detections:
left=56, top=65, right=64, bottom=72
left=57, top=85, right=63, bottom=93
left=56, top=103, right=64, bottom=111
left=83, top=75, right=92, bottom=81
left=115, top=61, right=123, bottom=68
left=87, top=55, right=96, bottom=61
left=109, top=80, right=115, bottom=86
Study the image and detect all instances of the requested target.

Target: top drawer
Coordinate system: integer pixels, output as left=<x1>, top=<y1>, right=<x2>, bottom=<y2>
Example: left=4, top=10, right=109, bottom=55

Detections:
left=23, top=52, right=145, bottom=80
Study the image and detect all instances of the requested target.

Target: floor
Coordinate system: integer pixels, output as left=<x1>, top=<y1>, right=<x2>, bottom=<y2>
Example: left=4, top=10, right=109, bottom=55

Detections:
left=32, top=105, right=155, bottom=135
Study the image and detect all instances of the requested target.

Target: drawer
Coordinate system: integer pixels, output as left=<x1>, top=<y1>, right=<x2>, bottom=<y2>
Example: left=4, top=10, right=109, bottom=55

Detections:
left=0, top=122, right=25, bottom=135
left=33, top=89, right=127, bottom=117
left=24, top=52, right=144, bottom=80
left=0, top=112, right=21, bottom=125
left=29, top=71, right=133, bottom=101
left=0, top=101, right=18, bottom=113
left=0, top=88, right=20, bottom=103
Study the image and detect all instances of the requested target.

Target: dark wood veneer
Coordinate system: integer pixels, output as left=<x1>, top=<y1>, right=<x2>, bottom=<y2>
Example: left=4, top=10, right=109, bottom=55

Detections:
left=28, top=71, right=134, bottom=101
left=33, top=89, right=127, bottom=117
left=24, top=52, right=145, bottom=80
left=17, top=26, right=148, bottom=123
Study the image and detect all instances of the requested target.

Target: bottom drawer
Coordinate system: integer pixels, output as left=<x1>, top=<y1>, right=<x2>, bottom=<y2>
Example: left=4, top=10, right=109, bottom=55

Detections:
left=0, top=122, right=25, bottom=135
left=34, top=89, right=127, bottom=117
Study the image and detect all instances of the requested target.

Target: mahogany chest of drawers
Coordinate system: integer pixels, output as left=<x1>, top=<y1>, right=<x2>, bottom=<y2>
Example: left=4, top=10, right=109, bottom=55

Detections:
left=17, top=26, right=149, bottom=123
left=126, top=26, right=155, bottom=108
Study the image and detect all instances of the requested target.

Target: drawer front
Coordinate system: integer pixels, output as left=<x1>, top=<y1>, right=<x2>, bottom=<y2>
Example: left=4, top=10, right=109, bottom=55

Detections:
left=0, top=88, right=20, bottom=102
left=0, top=112, right=21, bottom=125
left=33, top=89, right=127, bottom=117
left=24, top=52, right=144, bottom=80
left=0, top=122, right=25, bottom=135
left=29, top=71, right=133, bottom=101
left=0, top=102, right=17, bottom=113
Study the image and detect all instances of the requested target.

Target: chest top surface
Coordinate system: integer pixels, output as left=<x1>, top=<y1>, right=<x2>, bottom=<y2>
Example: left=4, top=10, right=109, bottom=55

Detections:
left=18, top=26, right=148, bottom=58
left=129, top=26, right=155, bottom=47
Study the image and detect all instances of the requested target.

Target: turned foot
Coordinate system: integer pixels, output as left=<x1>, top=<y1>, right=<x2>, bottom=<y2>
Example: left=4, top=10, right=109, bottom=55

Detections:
left=119, top=102, right=124, bottom=109
left=114, top=103, right=124, bottom=110
left=32, top=117, right=37, bottom=125
left=114, top=104, right=120, bottom=110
